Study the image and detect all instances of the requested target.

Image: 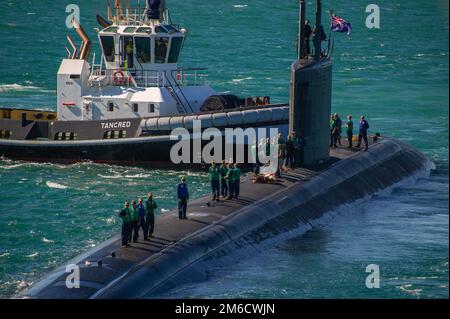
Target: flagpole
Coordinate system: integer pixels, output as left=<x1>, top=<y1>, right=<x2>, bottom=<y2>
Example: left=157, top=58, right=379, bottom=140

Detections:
left=327, top=10, right=333, bottom=56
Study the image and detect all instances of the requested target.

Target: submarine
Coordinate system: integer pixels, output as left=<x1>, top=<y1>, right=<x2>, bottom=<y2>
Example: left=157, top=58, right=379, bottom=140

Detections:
left=0, top=0, right=289, bottom=166
left=18, top=0, right=432, bottom=299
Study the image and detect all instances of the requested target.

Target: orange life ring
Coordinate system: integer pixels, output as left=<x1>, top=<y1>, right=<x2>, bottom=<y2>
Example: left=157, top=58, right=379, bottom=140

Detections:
left=113, top=70, right=125, bottom=85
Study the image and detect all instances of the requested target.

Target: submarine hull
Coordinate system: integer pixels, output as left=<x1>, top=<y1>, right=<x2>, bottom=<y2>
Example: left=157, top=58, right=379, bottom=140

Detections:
left=19, top=137, right=431, bottom=299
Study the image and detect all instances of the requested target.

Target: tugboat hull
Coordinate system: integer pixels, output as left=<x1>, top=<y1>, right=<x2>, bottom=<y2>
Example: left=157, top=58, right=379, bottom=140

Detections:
left=0, top=123, right=289, bottom=167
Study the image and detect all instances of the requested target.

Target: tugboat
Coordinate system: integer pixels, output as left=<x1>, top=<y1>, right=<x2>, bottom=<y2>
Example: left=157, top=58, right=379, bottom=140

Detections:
left=0, top=0, right=289, bottom=167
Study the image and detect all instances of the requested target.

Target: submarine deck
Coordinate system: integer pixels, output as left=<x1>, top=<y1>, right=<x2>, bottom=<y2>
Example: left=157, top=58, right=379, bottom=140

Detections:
left=23, top=142, right=364, bottom=299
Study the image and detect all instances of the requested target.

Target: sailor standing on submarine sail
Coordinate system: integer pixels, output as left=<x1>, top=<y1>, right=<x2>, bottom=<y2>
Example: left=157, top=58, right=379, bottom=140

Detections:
left=146, top=0, right=166, bottom=24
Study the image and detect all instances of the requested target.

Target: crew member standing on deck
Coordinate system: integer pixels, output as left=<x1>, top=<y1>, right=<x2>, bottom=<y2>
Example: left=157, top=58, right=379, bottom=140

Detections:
left=225, top=163, right=235, bottom=200
left=330, top=114, right=339, bottom=148
left=209, top=161, right=221, bottom=202
left=294, top=131, right=306, bottom=167
left=234, top=164, right=241, bottom=200
left=178, top=177, right=189, bottom=219
left=277, top=139, right=286, bottom=177
left=145, top=193, right=158, bottom=237
left=345, top=115, right=354, bottom=148
left=220, top=160, right=228, bottom=198
left=137, top=198, right=149, bottom=241
left=285, top=135, right=295, bottom=169
left=357, top=116, right=370, bottom=151
left=336, top=114, right=343, bottom=146
left=119, top=202, right=132, bottom=247
left=129, top=200, right=139, bottom=243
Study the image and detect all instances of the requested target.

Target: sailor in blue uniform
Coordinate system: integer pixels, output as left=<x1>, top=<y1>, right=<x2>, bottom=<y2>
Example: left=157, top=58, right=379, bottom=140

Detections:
left=177, top=177, right=189, bottom=219
left=357, top=115, right=370, bottom=151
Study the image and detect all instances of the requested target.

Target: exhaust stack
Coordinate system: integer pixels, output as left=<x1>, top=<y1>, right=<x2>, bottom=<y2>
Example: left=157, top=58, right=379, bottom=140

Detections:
left=67, top=17, right=92, bottom=61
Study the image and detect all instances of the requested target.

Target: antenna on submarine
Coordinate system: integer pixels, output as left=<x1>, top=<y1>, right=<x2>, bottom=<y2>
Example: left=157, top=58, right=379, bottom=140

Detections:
left=297, top=0, right=322, bottom=60
left=313, top=0, right=322, bottom=60
left=297, top=0, right=306, bottom=60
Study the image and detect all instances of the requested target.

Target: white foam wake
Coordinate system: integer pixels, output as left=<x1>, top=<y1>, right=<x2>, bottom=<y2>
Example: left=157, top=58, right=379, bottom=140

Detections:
left=0, top=83, right=52, bottom=93
left=46, top=181, right=68, bottom=190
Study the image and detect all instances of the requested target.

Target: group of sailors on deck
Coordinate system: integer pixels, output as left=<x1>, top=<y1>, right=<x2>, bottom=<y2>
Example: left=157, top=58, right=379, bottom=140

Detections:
left=117, top=117, right=371, bottom=248
left=330, top=114, right=370, bottom=151
left=251, top=131, right=306, bottom=178
left=118, top=176, right=192, bottom=247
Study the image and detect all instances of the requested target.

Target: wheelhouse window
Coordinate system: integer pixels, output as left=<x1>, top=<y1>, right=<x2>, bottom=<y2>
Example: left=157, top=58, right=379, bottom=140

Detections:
left=162, top=25, right=179, bottom=34
left=155, top=37, right=169, bottom=63
left=102, top=26, right=119, bottom=33
left=100, top=36, right=115, bottom=62
left=148, top=103, right=155, bottom=113
left=108, top=102, right=114, bottom=112
left=133, top=103, right=139, bottom=112
left=136, top=27, right=152, bottom=34
left=123, top=27, right=137, bottom=33
left=168, top=37, right=183, bottom=63
left=135, top=37, right=151, bottom=63
left=154, top=26, right=168, bottom=33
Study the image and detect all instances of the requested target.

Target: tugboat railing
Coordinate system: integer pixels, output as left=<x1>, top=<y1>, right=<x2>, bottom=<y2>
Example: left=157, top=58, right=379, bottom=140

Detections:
left=88, top=67, right=208, bottom=88
left=112, top=7, right=172, bottom=26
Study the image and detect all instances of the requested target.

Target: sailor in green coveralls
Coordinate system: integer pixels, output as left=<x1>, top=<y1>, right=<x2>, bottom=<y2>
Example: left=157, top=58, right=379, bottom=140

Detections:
left=233, top=163, right=241, bottom=199
left=225, top=163, right=235, bottom=200
left=119, top=202, right=132, bottom=247
left=129, top=200, right=139, bottom=243
left=209, top=160, right=221, bottom=202
left=219, top=160, right=228, bottom=198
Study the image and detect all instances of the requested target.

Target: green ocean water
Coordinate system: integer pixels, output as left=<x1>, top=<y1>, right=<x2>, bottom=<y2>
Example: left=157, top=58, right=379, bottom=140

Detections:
left=0, top=0, right=448, bottom=298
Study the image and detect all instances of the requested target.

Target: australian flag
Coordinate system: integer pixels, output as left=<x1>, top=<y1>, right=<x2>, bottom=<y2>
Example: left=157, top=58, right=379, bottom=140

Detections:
left=331, top=14, right=352, bottom=35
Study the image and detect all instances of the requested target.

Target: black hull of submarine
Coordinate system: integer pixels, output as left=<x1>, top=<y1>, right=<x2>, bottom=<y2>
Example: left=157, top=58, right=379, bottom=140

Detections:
left=20, top=137, right=431, bottom=299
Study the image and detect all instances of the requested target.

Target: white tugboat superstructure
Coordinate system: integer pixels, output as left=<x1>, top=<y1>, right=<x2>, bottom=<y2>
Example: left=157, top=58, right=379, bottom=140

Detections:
left=58, top=3, right=216, bottom=121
